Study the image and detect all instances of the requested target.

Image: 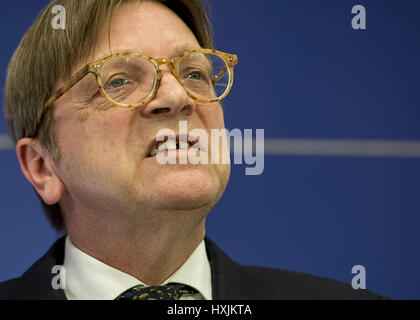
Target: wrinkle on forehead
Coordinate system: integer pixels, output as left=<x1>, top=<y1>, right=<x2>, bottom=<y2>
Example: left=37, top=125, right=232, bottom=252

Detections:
left=60, top=1, right=201, bottom=98
left=93, top=1, right=200, bottom=61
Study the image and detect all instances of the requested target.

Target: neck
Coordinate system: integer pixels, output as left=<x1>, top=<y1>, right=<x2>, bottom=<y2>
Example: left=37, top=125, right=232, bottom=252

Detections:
left=64, top=204, right=208, bottom=285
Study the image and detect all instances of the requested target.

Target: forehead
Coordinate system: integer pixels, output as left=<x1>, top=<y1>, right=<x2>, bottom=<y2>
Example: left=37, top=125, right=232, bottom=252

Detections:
left=92, top=1, right=201, bottom=61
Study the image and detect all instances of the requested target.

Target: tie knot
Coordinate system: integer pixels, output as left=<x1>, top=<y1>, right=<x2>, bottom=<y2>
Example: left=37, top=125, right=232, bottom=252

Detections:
left=115, top=283, right=198, bottom=300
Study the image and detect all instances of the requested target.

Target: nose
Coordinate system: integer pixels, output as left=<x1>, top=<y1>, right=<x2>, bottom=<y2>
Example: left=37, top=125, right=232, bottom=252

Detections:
left=139, top=69, right=196, bottom=118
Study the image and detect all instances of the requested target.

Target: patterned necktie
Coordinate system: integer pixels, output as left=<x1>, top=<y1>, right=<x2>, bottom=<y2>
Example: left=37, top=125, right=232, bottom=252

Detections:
left=115, top=283, right=199, bottom=300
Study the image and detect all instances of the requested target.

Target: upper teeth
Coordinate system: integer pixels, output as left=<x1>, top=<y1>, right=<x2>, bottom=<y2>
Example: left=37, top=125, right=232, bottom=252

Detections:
left=159, top=139, right=177, bottom=153
left=149, top=139, right=191, bottom=157
left=179, top=141, right=189, bottom=149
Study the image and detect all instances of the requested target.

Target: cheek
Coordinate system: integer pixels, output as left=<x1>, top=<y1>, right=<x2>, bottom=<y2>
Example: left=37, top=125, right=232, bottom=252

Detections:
left=198, top=103, right=226, bottom=130
left=56, top=106, right=134, bottom=150
left=55, top=126, right=137, bottom=208
left=55, top=110, right=136, bottom=182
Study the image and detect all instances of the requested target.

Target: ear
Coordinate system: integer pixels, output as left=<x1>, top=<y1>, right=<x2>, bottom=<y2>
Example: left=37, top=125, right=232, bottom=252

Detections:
left=16, top=138, right=65, bottom=205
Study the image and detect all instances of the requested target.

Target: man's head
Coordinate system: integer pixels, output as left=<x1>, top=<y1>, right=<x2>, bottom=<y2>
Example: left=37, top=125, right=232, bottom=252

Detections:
left=4, top=0, right=234, bottom=233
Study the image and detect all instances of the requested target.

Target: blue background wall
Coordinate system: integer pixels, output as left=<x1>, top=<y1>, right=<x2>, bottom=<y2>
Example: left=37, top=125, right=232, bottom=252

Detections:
left=0, top=0, right=419, bottom=299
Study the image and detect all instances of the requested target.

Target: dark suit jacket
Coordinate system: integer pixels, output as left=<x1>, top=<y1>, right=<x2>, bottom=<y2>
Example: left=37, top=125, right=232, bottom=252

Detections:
left=0, top=237, right=386, bottom=299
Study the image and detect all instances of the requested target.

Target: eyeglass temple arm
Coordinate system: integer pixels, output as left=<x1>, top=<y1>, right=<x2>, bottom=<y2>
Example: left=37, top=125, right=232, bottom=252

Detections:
left=211, top=54, right=237, bottom=85
left=33, top=66, right=91, bottom=138
left=212, top=65, right=228, bottom=85
left=44, top=66, right=91, bottom=108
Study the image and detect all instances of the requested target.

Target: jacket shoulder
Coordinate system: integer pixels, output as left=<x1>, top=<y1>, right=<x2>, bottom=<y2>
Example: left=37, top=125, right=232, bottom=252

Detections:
left=204, top=237, right=388, bottom=300
left=238, top=265, right=386, bottom=300
left=0, top=278, right=21, bottom=299
left=0, top=237, right=67, bottom=300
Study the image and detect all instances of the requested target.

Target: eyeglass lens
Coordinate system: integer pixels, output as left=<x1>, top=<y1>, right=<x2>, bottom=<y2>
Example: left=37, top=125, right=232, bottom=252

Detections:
left=95, top=52, right=230, bottom=106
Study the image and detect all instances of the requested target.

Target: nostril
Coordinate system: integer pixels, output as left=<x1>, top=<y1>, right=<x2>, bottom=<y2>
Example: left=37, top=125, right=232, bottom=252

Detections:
left=181, top=105, right=190, bottom=112
left=152, top=107, right=171, bottom=114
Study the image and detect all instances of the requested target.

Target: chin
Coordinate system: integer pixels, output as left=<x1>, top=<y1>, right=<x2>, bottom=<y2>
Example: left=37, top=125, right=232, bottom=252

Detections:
left=147, top=165, right=229, bottom=211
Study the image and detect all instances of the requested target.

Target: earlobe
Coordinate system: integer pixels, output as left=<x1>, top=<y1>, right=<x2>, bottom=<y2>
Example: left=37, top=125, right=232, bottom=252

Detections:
left=16, top=138, right=65, bottom=205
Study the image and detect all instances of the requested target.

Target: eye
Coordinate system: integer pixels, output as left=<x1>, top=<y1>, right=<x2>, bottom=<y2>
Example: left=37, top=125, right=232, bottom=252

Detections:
left=187, top=71, right=204, bottom=80
left=106, top=78, right=129, bottom=89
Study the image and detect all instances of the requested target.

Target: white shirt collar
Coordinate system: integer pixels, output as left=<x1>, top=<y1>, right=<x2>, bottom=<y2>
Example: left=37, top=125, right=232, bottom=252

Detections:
left=63, top=236, right=212, bottom=300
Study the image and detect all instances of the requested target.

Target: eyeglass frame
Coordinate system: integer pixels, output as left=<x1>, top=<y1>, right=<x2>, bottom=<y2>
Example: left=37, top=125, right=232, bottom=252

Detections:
left=44, top=49, right=238, bottom=111
left=32, top=49, right=237, bottom=139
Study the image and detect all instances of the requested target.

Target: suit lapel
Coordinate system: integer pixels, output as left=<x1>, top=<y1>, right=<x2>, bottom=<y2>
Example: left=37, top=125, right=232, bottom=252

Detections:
left=205, top=237, right=251, bottom=299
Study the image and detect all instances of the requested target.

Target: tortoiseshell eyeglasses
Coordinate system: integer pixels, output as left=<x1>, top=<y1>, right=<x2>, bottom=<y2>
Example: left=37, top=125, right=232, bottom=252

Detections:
left=45, top=49, right=238, bottom=110
left=32, top=49, right=238, bottom=138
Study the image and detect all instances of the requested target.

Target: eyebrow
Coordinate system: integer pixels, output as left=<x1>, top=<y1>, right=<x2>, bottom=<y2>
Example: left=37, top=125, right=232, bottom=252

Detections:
left=97, top=43, right=201, bottom=60
left=171, top=43, right=201, bottom=56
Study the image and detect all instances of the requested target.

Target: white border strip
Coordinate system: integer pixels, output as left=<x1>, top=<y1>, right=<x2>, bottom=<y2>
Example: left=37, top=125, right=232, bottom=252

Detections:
left=0, top=135, right=13, bottom=150
left=263, top=139, right=420, bottom=158
left=1, top=134, right=420, bottom=158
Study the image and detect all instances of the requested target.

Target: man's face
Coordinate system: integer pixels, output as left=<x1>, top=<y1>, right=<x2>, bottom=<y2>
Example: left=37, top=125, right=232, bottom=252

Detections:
left=51, top=1, right=230, bottom=217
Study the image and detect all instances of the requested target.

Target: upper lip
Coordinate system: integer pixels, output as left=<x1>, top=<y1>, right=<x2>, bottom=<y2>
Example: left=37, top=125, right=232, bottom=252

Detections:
left=146, top=133, right=201, bottom=158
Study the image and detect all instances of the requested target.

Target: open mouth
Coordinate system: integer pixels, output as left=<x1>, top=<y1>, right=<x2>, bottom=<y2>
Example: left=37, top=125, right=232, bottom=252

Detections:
left=147, top=136, right=198, bottom=158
